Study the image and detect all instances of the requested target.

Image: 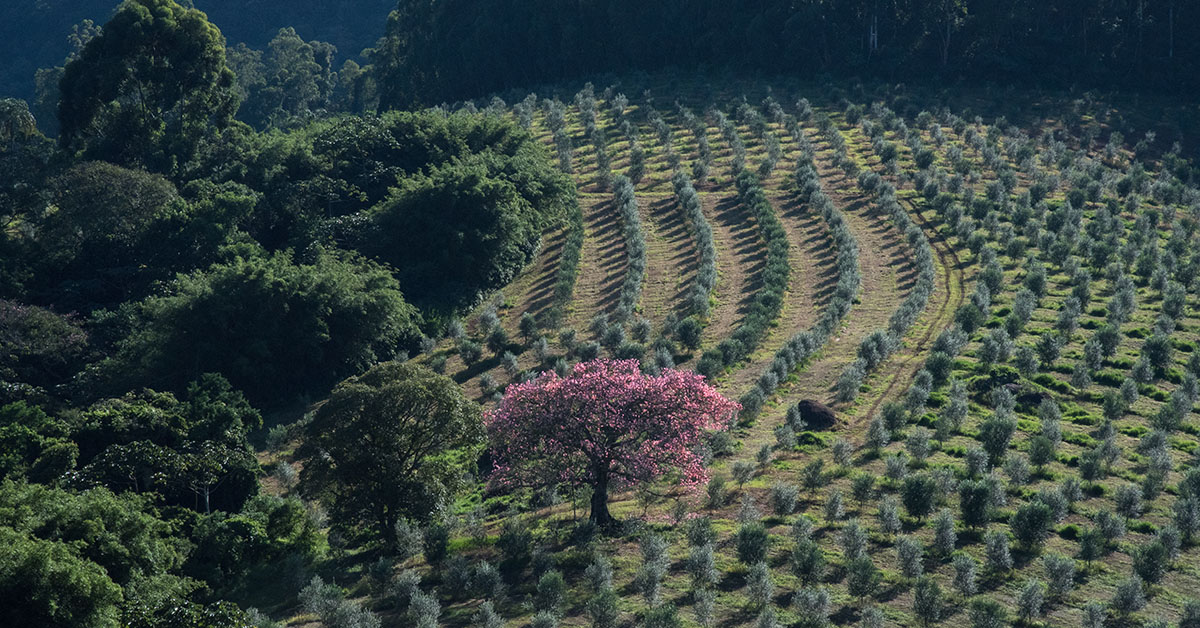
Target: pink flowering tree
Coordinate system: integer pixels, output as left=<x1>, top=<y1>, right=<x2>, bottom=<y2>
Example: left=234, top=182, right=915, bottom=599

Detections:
left=487, top=359, right=739, bottom=526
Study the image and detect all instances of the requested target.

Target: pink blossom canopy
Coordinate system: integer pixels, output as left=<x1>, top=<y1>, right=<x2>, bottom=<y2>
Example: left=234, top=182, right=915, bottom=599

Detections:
left=486, top=359, right=740, bottom=494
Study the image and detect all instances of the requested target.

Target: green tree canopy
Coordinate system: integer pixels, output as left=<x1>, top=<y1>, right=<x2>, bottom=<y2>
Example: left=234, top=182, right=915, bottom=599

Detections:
left=0, top=526, right=123, bottom=628
left=297, top=361, right=485, bottom=546
left=369, top=154, right=547, bottom=313
left=57, top=0, right=238, bottom=171
left=229, top=27, right=338, bottom=129
left=0, top=480, right=186, bottom=588
left=113, top=249, right=420, bottom=404
left=0, top=300, right=89, bottom=403
left=70, top=375, right=261, bottom=512
left=0, top=402, right=78, bottom=483
left=0, top=480, right=250, bottom=626
left=185, top=494, right=322, bottom=583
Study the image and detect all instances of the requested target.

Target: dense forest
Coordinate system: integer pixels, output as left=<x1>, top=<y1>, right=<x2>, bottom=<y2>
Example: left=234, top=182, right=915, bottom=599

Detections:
left=372, top=0, right=1200, bottom=106
left=5, top=0, right=1200, bottom=627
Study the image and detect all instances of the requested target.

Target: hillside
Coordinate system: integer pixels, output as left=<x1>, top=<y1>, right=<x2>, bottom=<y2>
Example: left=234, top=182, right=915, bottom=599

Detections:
left=4, top=1, right=1200, bottom=627
left=359, top=75, right=1200, bottom=628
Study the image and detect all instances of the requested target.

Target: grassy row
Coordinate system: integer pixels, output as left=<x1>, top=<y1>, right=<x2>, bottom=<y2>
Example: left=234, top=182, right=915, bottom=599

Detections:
left=693, top=170, right=790, bottom=380
left=738, top=124, right=863, bottom=421
left=836, top=143, right=938, bottom=402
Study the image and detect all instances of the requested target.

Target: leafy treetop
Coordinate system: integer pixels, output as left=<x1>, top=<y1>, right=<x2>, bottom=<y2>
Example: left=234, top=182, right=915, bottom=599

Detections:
left=57, top=0, right=238, bottom=172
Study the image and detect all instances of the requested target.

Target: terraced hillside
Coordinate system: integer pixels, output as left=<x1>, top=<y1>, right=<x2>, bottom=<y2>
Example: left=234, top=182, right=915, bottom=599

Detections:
left=400, top=79, right=1200, bottom=628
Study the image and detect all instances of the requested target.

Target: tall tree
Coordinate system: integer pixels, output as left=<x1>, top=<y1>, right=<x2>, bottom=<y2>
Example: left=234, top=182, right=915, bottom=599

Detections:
left=297, top=362, right=485, bottom=546
left=57, top=0, right=238, bottom=171
left=487, top=359, right=739, bottom=526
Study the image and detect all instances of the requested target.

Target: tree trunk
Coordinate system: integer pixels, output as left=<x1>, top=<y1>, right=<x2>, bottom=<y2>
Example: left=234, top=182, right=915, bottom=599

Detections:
left=589, top=467, right=614, bottom=527
left=941, top=19, right=951, bottom=67
left=380, top=506, right=397, bottom=549
left=1169, top=2, right=1175, bottom=59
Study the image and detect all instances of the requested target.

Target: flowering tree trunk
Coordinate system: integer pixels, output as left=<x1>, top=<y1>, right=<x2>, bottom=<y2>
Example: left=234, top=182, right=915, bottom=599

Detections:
left=590, top=465, right=613, bottom=525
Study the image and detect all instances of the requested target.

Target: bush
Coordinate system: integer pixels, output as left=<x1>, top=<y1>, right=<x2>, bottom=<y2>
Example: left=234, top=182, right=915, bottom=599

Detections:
left=642, top=605, right=681, bottom=628
left=473, top=601, right=503, bottom=628
left=747, top=561, right=773, bottom=610
left=534, top=570, right=566, bottom=614
left=471, top=561, right=504, bottom=599
left=1016, top=579, right=1045, bottom=623
left=496, top=518, right=532, bottom=570
left=771, top=482, right=799, bottom=515
left=969, top=598, right=1008, bottom=628
left=422, top=523, right=449, bottom=564
left=791, top=538, right=826, bottom=585
left=836, top=358, right=868, bottom=402
left=584, top=555, right=613, bottom=592
left=1042, top=553, right=1075, bottom=599
left=878, top=496, right=902, bottom=535
left=686, top=543, right=717, bottom=588
left=896, top=535, right=924, bottom=579
left=984, top=529, right=1012, bottom=572
left=736, top=522, right=769, bottom=564
left=1132, top=540, right=1168, bottom=584
left=840, top=519, right=868, bottom=560
left=845, top=555, right=880, bottom=600
left=1011, top=502, right=1053, bottom=550
left=824, top=490, right=845, bottom=522
left=913, top=576, right=943, bottom=626
left=902, top=474, right=937, bottom=521
left=953, top=552, right=978, bottom=596
left=933, top=509, right=957, bottom=557
left=587, top=588, right=619, bottom=628
left=1110, top=575, right=1146, bottom=616
left=407, top=590, right=439, bottom=628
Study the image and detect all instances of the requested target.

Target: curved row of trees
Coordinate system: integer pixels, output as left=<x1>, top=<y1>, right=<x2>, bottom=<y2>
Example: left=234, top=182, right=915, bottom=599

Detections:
left=547, top=192, right=585, bottom=328
left=837, top=129, right=937, bottom=401
left=698, top=171, right=790, bottom=380
left=612, top=175, right=647, bottom=323
left=672, top=170, right=717, bottom=318
left=739, top=118, right=862, bottom=420
left=680, top=105, right=714, bottom=183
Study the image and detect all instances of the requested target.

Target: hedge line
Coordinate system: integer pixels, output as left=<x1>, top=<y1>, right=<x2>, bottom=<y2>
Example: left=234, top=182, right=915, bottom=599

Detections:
left=671, top=170, right=718, bottom=318
left=612, top=175, right=646, bottom=322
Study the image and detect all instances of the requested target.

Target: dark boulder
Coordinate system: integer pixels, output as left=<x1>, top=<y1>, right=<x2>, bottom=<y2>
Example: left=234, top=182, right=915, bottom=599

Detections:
left=795, top=399, right=838, bottom=431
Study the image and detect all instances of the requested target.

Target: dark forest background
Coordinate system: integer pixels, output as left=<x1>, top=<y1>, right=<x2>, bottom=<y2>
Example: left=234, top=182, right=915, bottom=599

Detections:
left=6, top=1, right=1198, bottom=116
left=373, top=0, right=1198, bottom=108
